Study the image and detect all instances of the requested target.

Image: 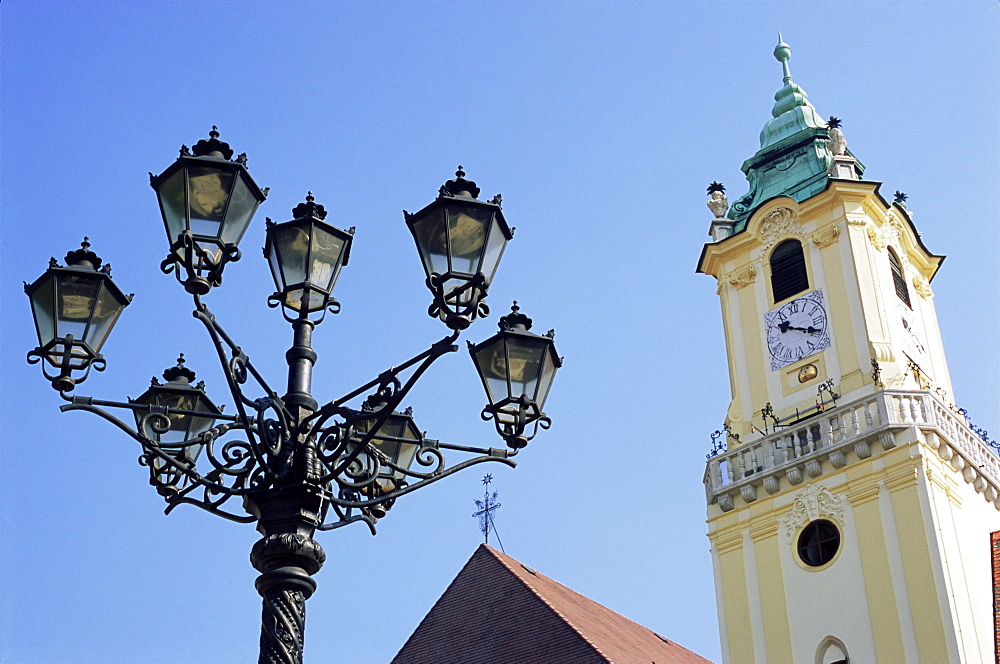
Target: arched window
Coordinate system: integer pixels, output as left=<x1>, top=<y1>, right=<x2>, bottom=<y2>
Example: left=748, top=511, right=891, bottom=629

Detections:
left=770, top=239, right=809, bottom=302
left=815, top=636, right=849, bottom=664
left=888, top=247, right=911, bottom=307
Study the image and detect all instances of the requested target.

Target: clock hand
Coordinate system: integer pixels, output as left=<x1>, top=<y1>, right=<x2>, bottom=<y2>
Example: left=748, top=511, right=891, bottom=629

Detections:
left=779, top=322, right=821, bottom=334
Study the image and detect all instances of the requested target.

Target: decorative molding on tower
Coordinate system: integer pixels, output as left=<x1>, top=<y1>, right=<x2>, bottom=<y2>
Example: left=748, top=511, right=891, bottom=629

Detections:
left=727, top=265, right=757, bottom=289
left=866, top=225, right=888, bottom=250
left=912, top=276, right=933, bottom=298
left=810, top=225, right=841, bottom=248
left=781, top=484, right=846, bottom=543
left=756, top=207, right=802, bottom=249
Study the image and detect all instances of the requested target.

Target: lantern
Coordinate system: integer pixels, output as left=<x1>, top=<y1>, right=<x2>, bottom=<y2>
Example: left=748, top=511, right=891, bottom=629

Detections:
left=348, top=391, right=424, bottom=517
left=150, top=127, right=268, bottom=294
left=131, top=355, right=222, bottom=488
left=24, top=239, right=132, bottom=391
left=264, top=193, right=354, bottom=317
left=404, top=167, right=512, bottom=329
left=469, top=303, right=561, bottom=448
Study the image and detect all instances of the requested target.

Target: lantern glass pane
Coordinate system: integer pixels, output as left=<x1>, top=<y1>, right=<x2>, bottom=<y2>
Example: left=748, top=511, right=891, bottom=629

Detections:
left=504, top=337, right=547, bottom=400
left=137, top=390, right=217, bottom=444
left=533, top=348, right=558, bottom=410
left=160, top=391, right=201, bottom=443
left=56, top=274, right=100, bottom=342
left=84, top=281, right=125, bottom=352
left=275, top=225, right=310, bottom=286
left=309, top=225, right=346, bottom=292
left=157, top=169, right=187, bottom=242
left=220, top=174, right=259, bottom=246
left=475, top=341, right=511, bottom=404
left=446, top=205, right=489, bottom=275
left=410, top=208, right=449, bottom=276
left=267, top=238, right=284, bottom=289
left=480, top=214, right=508, bottom=283
left=30, top=275, right=57, bottom=346
left=187, top=166, right=235, bottom=239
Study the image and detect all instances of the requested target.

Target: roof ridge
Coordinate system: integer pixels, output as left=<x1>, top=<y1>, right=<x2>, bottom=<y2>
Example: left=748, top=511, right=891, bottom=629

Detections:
left=482, top=545, right=620, bottom=663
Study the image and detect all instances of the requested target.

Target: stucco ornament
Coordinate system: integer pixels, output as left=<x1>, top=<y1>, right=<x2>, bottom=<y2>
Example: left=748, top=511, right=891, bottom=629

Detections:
left=866, top=225, right=887, bottom=250
left=810, top=224, right=840, bottom=248
left=884, top=212, right=905, bottom=249
left=912, top=275, right=933, bottom=298
left=781, top=484, right=846, bottom=543
left=727, top=264, right=757, bottom=289
left=757, top=207, right=801, bottom=249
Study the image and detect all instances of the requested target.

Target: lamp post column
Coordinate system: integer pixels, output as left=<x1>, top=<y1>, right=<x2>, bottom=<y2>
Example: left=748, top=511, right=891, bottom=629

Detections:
left=247, top=481, right=329, bottom=664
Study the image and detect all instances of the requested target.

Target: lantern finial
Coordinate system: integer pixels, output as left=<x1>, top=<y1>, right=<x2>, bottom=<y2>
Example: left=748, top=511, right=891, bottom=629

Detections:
left=192, top=126, right=234, bottom=160
left=292, top=192, right=328, bottom=220
left=65, top=237, right=102, bottom=270
left=444, top=166, right=480, bottom=199
left=163, top=354, right=197, bottom=384
left=499, top=302, right=532, bottom=331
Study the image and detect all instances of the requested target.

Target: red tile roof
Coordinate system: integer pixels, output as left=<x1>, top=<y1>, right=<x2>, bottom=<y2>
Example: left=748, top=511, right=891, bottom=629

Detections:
left=390, top=544, right=714, bottom=664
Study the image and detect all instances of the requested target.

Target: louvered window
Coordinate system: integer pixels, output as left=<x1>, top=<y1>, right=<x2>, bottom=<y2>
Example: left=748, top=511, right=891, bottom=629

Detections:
left=888, top=247, right=911, bottom=308
left=770, top=240, right=809, bottom=302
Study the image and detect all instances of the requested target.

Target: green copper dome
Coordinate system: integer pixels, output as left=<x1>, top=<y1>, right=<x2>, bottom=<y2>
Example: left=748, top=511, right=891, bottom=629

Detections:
left=725, top=37, right=864, bottom=235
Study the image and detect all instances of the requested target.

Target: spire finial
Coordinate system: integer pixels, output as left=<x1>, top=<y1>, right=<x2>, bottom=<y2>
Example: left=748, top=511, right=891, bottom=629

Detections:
left=774, top=35, right=793, bottom=84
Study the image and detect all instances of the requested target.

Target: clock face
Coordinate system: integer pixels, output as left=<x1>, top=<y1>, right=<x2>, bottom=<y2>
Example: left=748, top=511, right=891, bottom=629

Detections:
left=896, top=303, right=927, bottom=359
left=764, top=290, right=831, bottom=371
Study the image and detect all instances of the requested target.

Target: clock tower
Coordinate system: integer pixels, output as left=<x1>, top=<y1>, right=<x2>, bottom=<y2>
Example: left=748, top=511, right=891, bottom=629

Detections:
left=698, top=39, right=1000, bottom=664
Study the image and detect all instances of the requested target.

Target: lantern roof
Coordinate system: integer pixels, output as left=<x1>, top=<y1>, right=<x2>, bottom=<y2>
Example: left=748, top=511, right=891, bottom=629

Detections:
left=724, top=37, right=866, bottom=235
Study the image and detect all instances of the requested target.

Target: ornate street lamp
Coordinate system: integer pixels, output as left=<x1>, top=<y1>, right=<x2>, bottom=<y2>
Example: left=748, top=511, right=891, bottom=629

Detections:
left=27, top=137, right=561, bottom=664
left=470, top=302, right=562, bottom=448
left=405, top=167, right=512, bottom=330
left=149, top=127, right=269, bottom=294
left=24, top=238, right=133, bottom=392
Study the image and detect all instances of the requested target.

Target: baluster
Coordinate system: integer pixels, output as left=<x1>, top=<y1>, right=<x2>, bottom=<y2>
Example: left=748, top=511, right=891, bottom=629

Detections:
left=709, top=458, right=723, bottom=490
left=851, top=408, right=861, bottom=436
left=762, top=440, right=775, bottom=468
left=773, top=437, right=787, bottom=464
left=864, top=401, right=874, bottom=430
left=910, top=395, right=922, bottom=423
left=900, top=395, right=913, bottom=423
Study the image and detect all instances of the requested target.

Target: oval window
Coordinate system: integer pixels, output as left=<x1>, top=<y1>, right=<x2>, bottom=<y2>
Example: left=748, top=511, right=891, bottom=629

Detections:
left=797, top=519, right=840, bottom=567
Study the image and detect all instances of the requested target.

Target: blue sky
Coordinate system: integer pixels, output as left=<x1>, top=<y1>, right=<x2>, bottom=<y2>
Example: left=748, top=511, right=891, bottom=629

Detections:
left=2, top=2, right=997, bottom=663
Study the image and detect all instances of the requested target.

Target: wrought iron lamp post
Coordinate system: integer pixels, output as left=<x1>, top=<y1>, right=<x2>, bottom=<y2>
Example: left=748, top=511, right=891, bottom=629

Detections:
left=24, top=130, right=561, bottom=664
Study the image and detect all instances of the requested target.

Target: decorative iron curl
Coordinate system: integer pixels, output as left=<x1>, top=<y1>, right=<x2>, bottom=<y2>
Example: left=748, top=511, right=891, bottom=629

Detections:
left=27, top=337, right=107, bottom=392
left=408, top=442, right=445, bottom=477
left=480, top=397, right=550, bottom=449
left=266, top=290, right=343, bottom=326
left=160, top=231, right=242, bottom=294
left=425, top=272, right=489, bottom=330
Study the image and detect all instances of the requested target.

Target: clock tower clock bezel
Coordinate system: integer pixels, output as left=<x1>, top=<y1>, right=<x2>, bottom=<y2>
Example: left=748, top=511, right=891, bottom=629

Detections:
left=763, top=289, right=831, bottom=371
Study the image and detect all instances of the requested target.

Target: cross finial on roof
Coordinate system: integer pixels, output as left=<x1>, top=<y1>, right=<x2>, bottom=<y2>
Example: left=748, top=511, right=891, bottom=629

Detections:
left=473, top=475, right=504, bottom=553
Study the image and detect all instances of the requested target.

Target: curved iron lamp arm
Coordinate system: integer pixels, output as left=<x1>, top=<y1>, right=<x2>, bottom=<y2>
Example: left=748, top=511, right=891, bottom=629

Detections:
left=59, top=396, right=262, bottom=522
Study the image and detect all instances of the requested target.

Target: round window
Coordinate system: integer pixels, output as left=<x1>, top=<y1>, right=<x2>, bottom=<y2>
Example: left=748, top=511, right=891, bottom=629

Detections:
left=797, top=519, right=840, bottom=567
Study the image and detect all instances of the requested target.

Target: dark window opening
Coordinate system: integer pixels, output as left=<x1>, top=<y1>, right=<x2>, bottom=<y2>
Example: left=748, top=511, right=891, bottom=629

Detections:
left=888, top=247, right=911, bottom=308
left=770, top=239, right=809, bottom=302
left=797, top=519, right=840, bottom=567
